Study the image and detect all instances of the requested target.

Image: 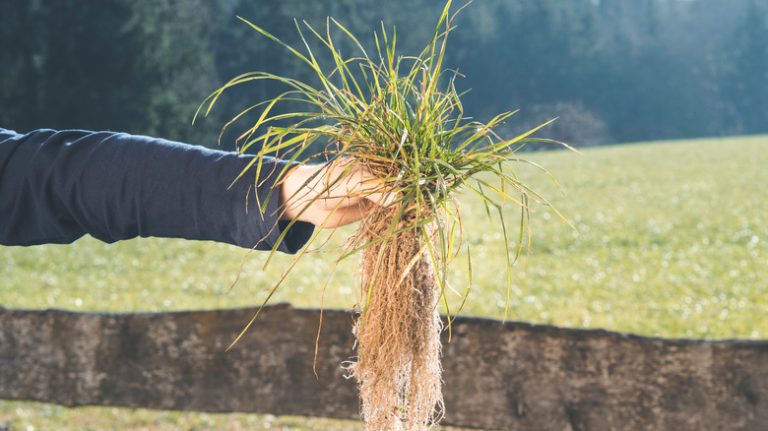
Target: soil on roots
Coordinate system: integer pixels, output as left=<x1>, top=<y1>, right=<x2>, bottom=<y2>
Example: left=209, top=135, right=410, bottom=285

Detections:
left=347, top=207, right=444, bottom=431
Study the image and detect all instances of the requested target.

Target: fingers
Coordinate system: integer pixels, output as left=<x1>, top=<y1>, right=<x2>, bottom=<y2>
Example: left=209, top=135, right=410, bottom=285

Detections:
left=316, top=161, right=400, bottom=210
left=314, top=166, right=367, bottom=209
left=315, top=200, right=375, bottom=228
left=362, top=185, right=399, bottom=208
left=353, top=169, right=400, bottom=207
left=281, top=159, right=401, bottom=227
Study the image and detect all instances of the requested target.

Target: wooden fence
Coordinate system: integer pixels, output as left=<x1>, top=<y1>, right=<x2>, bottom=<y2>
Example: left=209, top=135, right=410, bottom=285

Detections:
left=1, top=305, right=767, bottom=430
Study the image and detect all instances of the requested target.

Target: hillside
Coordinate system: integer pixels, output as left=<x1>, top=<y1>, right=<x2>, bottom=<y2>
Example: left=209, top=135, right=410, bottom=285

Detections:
left=1, top=135, right=766, bottom=430
left=2, top=135, right=766, bottom=339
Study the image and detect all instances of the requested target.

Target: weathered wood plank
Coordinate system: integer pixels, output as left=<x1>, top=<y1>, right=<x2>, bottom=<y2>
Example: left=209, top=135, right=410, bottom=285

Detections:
left=1, top=305, right=766, bottom=430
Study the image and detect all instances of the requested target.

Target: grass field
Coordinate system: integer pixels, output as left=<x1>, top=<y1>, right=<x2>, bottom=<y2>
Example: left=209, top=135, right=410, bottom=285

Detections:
left=1, top=135, right=766, bottom=430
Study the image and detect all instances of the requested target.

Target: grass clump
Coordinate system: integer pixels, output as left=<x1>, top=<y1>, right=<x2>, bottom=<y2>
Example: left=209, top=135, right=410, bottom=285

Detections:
left=196, top=1, right=566, bottom=429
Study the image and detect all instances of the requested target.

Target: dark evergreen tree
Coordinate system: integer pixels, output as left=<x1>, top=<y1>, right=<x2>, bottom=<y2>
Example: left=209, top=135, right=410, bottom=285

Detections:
left=727, top=1, right=768, bottom=134
left=0, top=0, right=220, bottom=144
left=1, top=0, right=764, bottom=147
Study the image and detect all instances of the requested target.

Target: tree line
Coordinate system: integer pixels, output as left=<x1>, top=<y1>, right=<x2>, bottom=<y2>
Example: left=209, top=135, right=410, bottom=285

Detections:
left=1, top=0, right=766, bottom=149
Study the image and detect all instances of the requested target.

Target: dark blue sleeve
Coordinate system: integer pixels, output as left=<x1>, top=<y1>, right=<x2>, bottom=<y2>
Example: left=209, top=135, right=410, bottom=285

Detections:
left=0, top=128, right=314, bottom=253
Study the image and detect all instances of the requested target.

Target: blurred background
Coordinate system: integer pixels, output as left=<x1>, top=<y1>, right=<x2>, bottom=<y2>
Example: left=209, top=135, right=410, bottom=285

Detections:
left=2, top=0, right=767, bottom=149
left=1, top=1, right=767, bottom=430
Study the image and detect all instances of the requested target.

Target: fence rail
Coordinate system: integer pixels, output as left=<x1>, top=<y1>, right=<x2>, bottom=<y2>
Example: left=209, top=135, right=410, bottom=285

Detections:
left=1, top=305, right=767, bottom=430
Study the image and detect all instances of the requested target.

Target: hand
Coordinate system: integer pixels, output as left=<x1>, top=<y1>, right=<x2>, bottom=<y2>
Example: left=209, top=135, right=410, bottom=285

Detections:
left=279, top=159, right=398, bottom=228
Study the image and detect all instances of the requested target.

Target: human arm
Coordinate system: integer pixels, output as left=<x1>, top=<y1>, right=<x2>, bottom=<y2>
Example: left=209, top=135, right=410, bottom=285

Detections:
left=0, top=127, right=314, bottom=252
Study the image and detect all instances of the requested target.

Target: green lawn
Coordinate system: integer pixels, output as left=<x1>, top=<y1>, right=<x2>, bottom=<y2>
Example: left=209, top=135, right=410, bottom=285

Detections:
left=1, top=135, right=767, bottom=430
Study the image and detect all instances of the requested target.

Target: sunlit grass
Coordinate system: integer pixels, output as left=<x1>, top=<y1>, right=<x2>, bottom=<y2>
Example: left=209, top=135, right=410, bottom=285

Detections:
left=0, top=401, right=364, bottom=431
left=2, top=136, right=765, bottom=339
left=1, top=135, right=767, bottom=429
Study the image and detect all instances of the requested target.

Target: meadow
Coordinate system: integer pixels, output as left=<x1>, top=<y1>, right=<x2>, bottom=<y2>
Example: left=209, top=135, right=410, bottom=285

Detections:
left=1, top=135, right=766, bottom=430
